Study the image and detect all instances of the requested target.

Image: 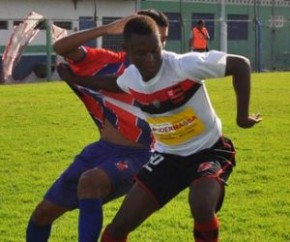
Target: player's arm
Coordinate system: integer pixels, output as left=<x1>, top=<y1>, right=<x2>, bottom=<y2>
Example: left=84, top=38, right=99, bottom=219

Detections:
left=53, top=15, right=135, bottom=61
left=57, top=63, right=123, bottom=92
left=205, top=29, right=210, bottom=40
left=225, top=55, right=262, bottom=128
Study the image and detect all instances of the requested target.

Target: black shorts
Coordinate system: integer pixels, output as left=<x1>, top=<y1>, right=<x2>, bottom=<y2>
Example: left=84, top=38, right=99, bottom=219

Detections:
left=136, top=137, right=236, bottom=208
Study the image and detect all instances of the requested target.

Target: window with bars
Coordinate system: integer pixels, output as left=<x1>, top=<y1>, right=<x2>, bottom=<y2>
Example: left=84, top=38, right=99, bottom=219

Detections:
left=227, top=14, right=249, bottom=40
left=53, top=21, right=72, bottom=30
left=102, top=17, right=123, bottom=51
left=164, top=12, right=182, bottom=41
left=0, top=20, right=8, bottom=30
left=13, top=21, right=23, bottom=26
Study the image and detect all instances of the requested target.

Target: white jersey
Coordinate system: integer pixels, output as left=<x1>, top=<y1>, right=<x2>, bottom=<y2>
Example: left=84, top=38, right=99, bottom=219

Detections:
left=117, top=50, right=228, bottom=156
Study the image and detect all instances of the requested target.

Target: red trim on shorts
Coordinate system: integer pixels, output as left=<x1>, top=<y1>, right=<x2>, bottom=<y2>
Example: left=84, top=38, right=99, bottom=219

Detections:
left=220, top=136, right=236, bottom=163
left=134, top=176, right=161, bottom=209
left=216, top=160, right=232, bottom=178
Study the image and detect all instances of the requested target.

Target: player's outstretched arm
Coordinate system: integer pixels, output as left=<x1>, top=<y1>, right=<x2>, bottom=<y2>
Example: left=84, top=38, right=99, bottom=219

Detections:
left=225, top=55, right=262, bottom=128
left=57, top=63, right=122, bottom=92
left=53, top=15, right=136, bottom=60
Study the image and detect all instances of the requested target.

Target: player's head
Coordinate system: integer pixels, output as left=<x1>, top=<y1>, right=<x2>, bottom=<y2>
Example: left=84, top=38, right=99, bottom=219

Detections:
left=123, top=15, right=162, bottom=82
left=137, top=9, right=169, bottom=47
left=197, top=19, right=205, bottom=28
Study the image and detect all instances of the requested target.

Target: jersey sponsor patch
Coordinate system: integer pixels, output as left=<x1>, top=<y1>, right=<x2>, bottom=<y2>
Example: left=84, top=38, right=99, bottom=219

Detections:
left=146, top=107, right=205, bottom=145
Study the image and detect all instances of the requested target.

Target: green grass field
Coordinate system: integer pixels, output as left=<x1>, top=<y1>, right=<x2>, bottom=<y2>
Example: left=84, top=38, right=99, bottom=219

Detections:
left=1, top=72, right=290, bottom=241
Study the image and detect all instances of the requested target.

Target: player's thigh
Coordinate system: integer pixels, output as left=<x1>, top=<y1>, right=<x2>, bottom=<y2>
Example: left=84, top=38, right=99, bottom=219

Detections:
left=108, top=182, right=158, bottom=235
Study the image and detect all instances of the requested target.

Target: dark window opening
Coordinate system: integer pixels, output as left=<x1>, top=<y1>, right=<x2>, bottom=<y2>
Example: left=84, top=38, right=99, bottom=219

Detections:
left=53, top=21, right=72, bottom=30
left=0, top=20, right=8, bottom=30
left=164, top=12, right=182, bottom=41
left=227, top=14, right=248, bottom=40
left=102, top=17, right=123, bottom=51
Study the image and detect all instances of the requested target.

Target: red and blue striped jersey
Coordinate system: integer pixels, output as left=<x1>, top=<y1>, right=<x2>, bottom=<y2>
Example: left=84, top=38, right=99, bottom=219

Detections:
left=66, top=46, right=153, bottom=148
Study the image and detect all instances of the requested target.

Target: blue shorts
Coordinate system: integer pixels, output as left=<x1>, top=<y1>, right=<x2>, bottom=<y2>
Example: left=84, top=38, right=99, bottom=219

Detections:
left=44, top=140, right=152, bottom=209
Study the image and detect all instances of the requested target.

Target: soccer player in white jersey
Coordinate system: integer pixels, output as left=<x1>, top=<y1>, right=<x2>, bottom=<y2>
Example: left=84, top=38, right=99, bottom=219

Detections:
left=58, top=15, right=262, bottom=242
left=26, top=11, right=169, bottom=242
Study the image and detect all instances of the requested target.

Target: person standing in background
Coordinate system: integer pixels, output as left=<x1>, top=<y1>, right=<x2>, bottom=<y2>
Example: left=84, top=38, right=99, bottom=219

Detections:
left=189, top=19, right=210, bottom=52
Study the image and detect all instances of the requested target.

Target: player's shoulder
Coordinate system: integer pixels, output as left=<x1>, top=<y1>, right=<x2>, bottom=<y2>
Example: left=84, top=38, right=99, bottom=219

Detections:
left=124, top=64, right=140, bottom=78
left=162, top=50, right=199, bottom=66
left=178, top=50, right=227, bottom=62
left=161, top=50, right=180, bottom=63
left=161, top=50, right=228, bottom=77
left=162, top=50, right=178, bottom=57
left=119, top=63, right=139, bottom=81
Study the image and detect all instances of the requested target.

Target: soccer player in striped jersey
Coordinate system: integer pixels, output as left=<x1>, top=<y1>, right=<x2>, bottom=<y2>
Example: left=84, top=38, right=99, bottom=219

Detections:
left=58, top=15, right=262, bottom=242
left=26, top=10, right=169, bottom=242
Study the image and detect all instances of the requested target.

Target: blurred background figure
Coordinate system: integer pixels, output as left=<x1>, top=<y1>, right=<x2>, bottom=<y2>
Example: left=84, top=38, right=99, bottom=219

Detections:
left=189, top=19, right=210, bottom=52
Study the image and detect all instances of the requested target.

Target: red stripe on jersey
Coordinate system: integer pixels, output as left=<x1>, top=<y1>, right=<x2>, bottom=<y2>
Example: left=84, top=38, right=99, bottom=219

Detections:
left=128, top=79, right=199, bottom=104
left=101, top=91, right=135, bottom=105
left=67, top=47, right=126, bottom=76
left=80, top=93, right=104, bottom=127
left=104, top=101, right=142, bottom=142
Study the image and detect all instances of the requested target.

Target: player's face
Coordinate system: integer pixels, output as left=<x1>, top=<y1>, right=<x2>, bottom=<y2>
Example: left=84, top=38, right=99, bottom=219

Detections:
left=198, top=22, right=204, bottom=29
left=126, top=33, right=162, bottom=82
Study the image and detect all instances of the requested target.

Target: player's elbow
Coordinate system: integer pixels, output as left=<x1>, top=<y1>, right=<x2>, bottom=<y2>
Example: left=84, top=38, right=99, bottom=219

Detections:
left=225, top=55, right=251, bottom=76
left=53, top=40, right=62, bottom=55
left=53, top=40, right=66, bottom=56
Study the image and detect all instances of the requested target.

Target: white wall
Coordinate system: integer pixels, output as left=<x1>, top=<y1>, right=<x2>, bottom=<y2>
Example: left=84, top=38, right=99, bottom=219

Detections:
left=0, top=0, right=137, bottom=45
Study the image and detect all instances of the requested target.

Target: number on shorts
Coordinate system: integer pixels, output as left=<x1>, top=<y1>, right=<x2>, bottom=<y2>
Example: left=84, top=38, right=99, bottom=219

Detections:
left=143, top=153, right=164, bottom=172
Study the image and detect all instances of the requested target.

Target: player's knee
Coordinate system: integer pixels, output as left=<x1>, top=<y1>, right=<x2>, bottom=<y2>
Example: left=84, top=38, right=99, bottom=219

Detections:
left=32, top=205, right=47, bottom=224
left=189, top=179, right=221, bottom=221
left=78, top=168, right=111, bottom=199
left=78, top=170, right=98, bottom=197
left=31, top=202, right=59, bottom=225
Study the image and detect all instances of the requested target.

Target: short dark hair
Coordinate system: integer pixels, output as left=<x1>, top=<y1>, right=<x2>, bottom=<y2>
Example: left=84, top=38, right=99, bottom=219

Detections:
left=197, top=19, right=205, bottom=25
left=137, top=9, right=169, bottom=28
left=123, top=15, right=158, bottom=41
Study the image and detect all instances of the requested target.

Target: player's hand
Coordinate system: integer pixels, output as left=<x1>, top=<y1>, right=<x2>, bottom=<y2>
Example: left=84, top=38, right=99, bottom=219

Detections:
left=57, top=63, right=76, bottom=83
left=237, top=113, right=262, bottom=128
left=106, top=14, right=137, bottom=35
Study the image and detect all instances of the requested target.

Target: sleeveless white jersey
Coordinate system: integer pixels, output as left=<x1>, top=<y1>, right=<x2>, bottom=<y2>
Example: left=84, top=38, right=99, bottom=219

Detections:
left=117, top=50, right=227, bottom=156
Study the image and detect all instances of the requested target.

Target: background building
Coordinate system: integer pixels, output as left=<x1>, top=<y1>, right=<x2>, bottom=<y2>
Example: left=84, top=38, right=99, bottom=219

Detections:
left=1, top=0, right=289, bottom=82
left=142, top=0, right=290, bottom=72
left=0, top=0, right=137, bottom=81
